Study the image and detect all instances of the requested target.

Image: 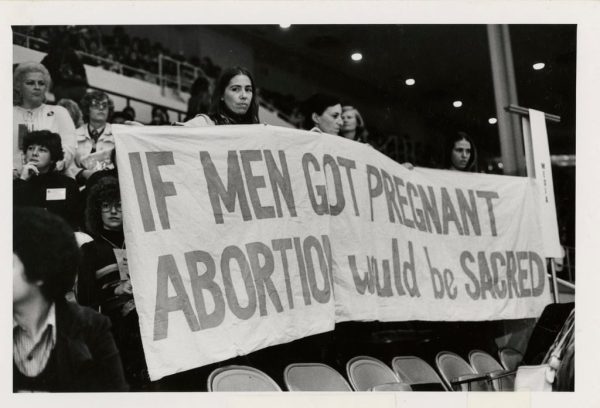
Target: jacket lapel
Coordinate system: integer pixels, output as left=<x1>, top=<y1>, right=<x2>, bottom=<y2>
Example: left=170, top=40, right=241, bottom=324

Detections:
left=54, top=301, right=94, bottom=389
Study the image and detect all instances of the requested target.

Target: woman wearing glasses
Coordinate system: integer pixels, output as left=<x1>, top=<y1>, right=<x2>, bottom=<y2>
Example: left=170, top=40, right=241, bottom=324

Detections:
left=73, top=90, right=116, bottom=184
left=13, top=62, right=77, bottom=178
left=78, top=176, right=150, bottom=390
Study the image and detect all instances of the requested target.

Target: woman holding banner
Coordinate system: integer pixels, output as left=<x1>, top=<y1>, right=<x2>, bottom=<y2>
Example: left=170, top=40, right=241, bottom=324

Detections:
left=446, top=131, right=478, bottom=172
left=183, top=66, right=260, bottom=126
left=302, top=93, right=343, bottom=135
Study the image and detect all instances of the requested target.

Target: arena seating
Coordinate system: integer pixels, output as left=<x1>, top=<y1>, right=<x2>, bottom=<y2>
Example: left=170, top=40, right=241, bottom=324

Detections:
left=207, top=365, right=282, bottom=392
left=283, top=363, right=352, bottom=391
left=345, top=356, right=404, bottom=391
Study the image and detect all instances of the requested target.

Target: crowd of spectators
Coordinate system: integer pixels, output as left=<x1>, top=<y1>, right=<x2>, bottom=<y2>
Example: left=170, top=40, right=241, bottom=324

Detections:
left=14, top=25, right=221, bottom=88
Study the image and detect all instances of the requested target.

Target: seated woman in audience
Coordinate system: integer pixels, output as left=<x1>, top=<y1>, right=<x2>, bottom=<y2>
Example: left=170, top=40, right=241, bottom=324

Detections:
left=73, top=90, right=116, bottom=185
left=13, top=62, right=76, bottom=178
left=77, top=177, right=150, bottom=390
left=340, top=105, right=369, bottom=143
left=13, top=130, right=81, bottom=229
left=185, top=75, right=211, bottom=121
left=183, top=66, right=260, bottom=126
left=149, top=106, right=169, bottom=125
left=445, top=131, right=478, bottom=172
left=57, top=98, right=84, bottom=128
left=13, top=207, right=127, bottom=392
left=302, top=93, right=343, bottom=135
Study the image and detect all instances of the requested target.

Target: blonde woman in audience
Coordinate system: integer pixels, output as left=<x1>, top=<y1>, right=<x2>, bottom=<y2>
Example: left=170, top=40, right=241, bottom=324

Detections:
left=340, top=105, right=369, bottom=143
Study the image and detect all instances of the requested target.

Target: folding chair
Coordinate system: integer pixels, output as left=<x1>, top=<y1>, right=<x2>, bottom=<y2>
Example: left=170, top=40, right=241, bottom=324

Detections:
left=207, top=365, right=282, bottom=391
left=498, top=347, right=523, bottom=371
left=391, top=356, right=449, bottom=391
left=371, top=383, right=412, bottom=391
left=346, top=356, right=406, bottom=391
left=435, top=351, right=490, bottom=391
left=284, top=363, right=352, bottom=391
left=469, top=350, right=515, bottom=391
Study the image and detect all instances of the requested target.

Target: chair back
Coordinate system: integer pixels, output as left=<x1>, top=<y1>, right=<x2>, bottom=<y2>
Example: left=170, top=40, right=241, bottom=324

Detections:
left=498, top=347, right=523, bottom=371
left=207, top=365, right=281, bottom=391
left=371, top=382, right=412, bottom=391
left=391, top=356, right=449, bottom=391
left=346, top=356, right=400, bottom=391
left=435, top=351, right=488, bottom=391
left=284, top=363, right=352, bottom=391
left=469, top=350, right=504, bottom=374
left=469, top=349, right=514, bottom=390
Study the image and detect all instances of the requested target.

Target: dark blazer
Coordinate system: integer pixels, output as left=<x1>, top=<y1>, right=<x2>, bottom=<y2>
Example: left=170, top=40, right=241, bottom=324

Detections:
left=13, top=172, right=81, bottom=229
left=53, top=300, right=129, bottom=392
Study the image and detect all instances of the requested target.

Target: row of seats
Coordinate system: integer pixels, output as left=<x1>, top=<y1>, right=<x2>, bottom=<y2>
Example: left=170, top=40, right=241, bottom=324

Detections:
left=206, top=348, right=523, bottom=392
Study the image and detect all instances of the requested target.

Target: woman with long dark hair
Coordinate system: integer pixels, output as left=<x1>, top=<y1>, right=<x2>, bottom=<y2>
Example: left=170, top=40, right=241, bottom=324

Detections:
left=184, top=66, right=259, bottom=126
left=445, top=131, right=478, bottom=172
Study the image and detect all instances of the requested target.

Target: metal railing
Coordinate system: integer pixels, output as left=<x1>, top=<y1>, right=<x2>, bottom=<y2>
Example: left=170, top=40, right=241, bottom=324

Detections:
left=13, top=31, right=211, bottom=96
left=13, top=31, right=49, bottom=50
left=87, top=85, right=186, bottom=123
left=158, top=54, right=210, bottom=95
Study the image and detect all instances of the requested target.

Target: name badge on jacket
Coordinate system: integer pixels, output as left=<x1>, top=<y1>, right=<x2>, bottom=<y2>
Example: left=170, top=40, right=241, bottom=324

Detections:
left=46, top=188, right=66, bottom=201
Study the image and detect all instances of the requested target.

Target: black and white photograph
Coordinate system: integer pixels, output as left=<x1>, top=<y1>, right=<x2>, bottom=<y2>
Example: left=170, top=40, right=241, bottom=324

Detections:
left=3, top=1, right=599, bottom=407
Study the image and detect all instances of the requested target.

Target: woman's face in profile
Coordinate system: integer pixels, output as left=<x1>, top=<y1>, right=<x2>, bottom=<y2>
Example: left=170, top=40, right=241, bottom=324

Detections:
left=341, top=109, right=358, bottom=132
left=223, top=74, right=253, bottom=115
left=314, top=104, right=343, bottom=135
left=450, top=139, right=472, bottom=171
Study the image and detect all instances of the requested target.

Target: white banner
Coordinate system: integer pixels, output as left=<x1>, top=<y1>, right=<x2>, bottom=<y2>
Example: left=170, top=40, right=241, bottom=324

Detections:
left=114, top=124, right=552, bottom=380
left=322, top=135, right=552, bottom=322
left=523, top=109, right=562, bottom=257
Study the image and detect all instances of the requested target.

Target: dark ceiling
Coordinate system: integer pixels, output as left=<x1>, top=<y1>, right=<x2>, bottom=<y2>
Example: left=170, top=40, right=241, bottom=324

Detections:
left=229, top=24, right=576, bottom=159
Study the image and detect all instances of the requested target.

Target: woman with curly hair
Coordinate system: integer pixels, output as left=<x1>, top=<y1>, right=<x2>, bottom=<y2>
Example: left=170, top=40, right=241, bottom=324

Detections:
left=77, top=176, right=150, bottom=390
left=183, top=66, right=260, bottom=126
left=13, top=130, right=81, bottom=229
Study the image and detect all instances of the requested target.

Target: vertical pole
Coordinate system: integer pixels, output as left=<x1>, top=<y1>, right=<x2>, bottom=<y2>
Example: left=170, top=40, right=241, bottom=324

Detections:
left=177, top=62, right=182, bottom=94
left=158, top=54, right=164, bottom=96
left=550, top=260, right=560, bottom=303
left=521, top=116, right=536, bottom=177
left=487, top=25, right=526, bottom=176
left=565, top=247, right=572, bottom=283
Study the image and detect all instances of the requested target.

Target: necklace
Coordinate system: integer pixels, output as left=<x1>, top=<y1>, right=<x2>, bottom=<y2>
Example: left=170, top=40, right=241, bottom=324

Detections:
left=100, top=234, right=125, bottom=249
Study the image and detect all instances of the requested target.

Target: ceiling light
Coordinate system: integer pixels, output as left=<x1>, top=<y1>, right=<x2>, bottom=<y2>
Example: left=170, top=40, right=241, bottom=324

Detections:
left=351, top=52, right=363, bottom=62
left=488, top=117, right=497, bottom=124
left=533, top=62, right=545, bottom=70
left=279, top=24, right=291, bottom=29
left=405, top=78, right=415, bottom=86
left=453, top=100, right=463, bottom=108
